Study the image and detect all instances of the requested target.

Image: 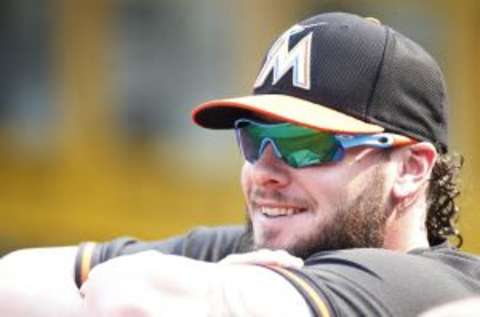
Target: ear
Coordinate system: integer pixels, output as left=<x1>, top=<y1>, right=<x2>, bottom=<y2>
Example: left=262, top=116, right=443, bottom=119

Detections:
left=391, top=142, right=437, bottom=201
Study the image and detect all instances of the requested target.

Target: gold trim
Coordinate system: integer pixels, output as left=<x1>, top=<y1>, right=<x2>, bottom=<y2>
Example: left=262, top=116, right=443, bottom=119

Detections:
left=80, top=242, right=96, bottom=284
left=269, top=266, right=330, bottom=317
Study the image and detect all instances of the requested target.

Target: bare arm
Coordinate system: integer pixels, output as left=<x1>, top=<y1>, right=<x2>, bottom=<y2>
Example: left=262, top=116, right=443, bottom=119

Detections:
left=81, top=251, right=312, bottom=317
left=419, top=297, right=480, bottom=317
left=212, top=262, right=313, bottom=317
left=0, top=247, right=82, bottom=317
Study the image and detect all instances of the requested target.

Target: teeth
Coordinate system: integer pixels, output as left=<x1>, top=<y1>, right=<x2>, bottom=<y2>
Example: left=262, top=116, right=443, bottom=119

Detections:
left=260, top=207, right=303, bottom=217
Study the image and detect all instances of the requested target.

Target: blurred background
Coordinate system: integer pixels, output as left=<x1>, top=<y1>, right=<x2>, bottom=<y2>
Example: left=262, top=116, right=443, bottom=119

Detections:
left=0, top=0, right=479, bottom=255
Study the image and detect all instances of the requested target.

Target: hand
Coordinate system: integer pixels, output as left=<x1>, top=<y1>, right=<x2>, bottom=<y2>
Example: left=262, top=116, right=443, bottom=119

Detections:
left=219, top=249, right=304, bottom=269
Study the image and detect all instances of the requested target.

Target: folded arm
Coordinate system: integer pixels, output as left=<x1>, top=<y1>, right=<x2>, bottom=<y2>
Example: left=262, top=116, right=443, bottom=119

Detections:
left=0, top=246, right=313, bottom=317
left=80, top=250, right=313, bottom=317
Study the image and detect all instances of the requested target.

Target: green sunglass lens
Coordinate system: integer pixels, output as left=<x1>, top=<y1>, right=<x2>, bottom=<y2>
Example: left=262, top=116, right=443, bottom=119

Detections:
left=277, top=134, right=338, bottom=167
left=243, top=123, right=339, bottom=168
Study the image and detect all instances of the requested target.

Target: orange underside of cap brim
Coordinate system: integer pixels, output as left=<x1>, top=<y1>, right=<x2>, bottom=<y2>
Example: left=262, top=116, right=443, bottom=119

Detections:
left=192, top=94, right=385, bottom=135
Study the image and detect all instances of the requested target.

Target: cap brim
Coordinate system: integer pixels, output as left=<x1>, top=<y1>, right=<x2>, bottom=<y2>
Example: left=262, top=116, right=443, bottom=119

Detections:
left=192, top=94, right=384, bottom=134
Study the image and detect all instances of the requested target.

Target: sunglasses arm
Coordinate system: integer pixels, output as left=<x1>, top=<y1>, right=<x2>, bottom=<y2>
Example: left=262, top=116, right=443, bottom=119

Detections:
left=337, top=134, right=395, bottom=150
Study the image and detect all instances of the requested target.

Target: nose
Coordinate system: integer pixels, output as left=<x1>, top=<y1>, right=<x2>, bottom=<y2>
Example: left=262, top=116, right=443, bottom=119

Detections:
left=251, top=144, right=290, bottom=188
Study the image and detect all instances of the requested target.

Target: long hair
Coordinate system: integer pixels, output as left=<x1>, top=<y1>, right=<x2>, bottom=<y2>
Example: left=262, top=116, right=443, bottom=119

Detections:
left=426, top=153, right=464, bottom=247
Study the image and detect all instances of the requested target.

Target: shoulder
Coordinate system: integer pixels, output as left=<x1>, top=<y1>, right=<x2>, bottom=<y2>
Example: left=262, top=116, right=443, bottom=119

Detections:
left=272, top=247, right=480, bottom=316
left=180, top=225, right=250, bottom=259
left=83, top=225, right=247, bottom=262
left=186, top=225, right=246, bottom=241
left=306, top=246, right=480, bottom=282
left=75, top=225, right=248, bottom=288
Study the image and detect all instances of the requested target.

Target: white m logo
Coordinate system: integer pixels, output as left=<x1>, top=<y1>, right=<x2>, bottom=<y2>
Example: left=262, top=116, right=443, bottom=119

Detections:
left=254, top=24, right=313, bottom=90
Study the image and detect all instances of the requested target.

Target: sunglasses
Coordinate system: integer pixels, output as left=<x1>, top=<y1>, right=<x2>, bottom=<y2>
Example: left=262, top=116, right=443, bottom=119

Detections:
left=234, top=119, right=414, bottom=168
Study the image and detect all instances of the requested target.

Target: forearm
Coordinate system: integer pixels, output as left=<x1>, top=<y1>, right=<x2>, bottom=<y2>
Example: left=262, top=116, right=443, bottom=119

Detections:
left=211, top=264, right=312, bottom=317
left=80, top=251, right=312, bottom=317
left=0, top=247, right=82, bottom=317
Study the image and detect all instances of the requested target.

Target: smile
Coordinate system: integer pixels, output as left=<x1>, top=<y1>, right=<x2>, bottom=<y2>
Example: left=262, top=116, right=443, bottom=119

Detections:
left=260, top=206, right=307, bottom=218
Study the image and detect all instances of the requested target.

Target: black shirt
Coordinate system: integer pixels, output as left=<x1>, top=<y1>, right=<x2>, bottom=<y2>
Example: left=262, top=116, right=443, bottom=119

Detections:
left=75, top=226, right=480, bottom=317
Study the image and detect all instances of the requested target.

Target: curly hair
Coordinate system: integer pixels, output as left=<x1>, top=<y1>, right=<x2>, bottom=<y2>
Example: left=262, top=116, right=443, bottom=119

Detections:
left=426, top=153, right=464, bottom=247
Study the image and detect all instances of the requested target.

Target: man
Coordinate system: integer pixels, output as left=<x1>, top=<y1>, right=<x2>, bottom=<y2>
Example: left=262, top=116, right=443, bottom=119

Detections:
left=1, top=12, right=478, bottom=317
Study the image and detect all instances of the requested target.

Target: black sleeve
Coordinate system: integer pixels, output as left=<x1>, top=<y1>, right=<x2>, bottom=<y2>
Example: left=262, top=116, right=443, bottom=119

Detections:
left=75, top=225, right=248, bottom=288
left=263, top=248, right=480, bottom=317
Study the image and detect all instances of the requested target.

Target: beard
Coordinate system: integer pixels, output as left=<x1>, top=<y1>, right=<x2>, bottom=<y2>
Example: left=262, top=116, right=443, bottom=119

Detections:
left=243, top=168, right=388, bottom=259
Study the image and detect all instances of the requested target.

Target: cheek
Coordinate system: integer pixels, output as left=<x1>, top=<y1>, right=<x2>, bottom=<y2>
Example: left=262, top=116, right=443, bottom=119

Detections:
left=240, top=162, right=252, bottom=199
left=300, top=167, right=343, bottom=191
left=296, top=166, right=353, bottom=211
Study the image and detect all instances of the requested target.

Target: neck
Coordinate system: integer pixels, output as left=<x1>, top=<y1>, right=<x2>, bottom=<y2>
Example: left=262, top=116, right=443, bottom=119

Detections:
left=383, top=199, right=430, bottom=252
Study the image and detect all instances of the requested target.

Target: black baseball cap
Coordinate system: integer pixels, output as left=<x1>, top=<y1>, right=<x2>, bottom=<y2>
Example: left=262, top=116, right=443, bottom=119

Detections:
left=192, top=12, right=449, bottom=153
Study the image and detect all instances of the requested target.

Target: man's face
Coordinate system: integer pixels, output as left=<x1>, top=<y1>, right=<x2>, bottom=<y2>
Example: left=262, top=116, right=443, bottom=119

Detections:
left=241, top=145, right=391, bottom=258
